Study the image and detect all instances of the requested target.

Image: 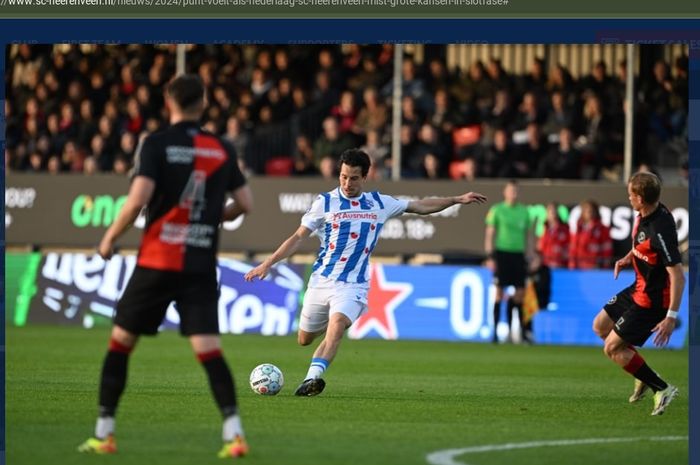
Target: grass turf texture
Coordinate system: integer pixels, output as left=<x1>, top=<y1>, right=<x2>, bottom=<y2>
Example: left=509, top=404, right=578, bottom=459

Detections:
left=6, top=326, right=688, bottom=465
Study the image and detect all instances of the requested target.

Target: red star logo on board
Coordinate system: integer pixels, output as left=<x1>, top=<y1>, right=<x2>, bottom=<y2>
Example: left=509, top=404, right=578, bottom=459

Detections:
left=348, top=263, right=412, bottom=340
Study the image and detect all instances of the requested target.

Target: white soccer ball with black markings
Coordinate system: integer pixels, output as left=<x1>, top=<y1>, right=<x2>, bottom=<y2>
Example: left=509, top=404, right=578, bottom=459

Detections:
left=249, top=363, right=284, bottom=396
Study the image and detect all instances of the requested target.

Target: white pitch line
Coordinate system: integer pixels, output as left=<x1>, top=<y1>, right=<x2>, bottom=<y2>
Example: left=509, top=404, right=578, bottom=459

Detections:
left=426, top=436, right=688, bottom=465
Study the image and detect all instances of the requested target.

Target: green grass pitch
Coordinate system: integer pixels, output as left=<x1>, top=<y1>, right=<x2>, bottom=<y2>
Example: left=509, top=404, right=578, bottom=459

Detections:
left=6, top=326, right=688, bottom=465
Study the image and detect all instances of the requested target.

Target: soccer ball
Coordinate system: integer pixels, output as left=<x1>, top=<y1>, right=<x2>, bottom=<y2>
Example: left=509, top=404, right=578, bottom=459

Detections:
left=249, top=363, right=284, bottom=396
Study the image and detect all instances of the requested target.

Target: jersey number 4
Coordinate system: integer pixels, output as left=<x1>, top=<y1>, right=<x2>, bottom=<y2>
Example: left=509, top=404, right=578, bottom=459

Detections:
left=179, top=170, right=207, bottom=221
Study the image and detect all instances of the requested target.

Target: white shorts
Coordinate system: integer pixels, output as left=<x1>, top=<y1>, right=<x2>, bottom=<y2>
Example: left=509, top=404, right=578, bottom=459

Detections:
left=299, top=280, right=368, bottom=334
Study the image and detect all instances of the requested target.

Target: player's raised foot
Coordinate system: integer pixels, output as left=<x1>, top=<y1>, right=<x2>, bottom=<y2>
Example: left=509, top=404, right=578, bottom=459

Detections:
left=77, top=435, right=117, bottom=454
left=218, top=435, right=249, bottom=459
left=629, top=379, right=650, bottom=403
left=651, top=385, right=678, bottom=416
left=294, top=378, right=326, bottom=397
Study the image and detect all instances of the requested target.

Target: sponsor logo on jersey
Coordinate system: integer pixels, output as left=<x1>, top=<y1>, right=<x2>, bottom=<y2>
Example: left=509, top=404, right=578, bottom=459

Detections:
left=632, top=248, right=650, bottom=263
left=166, top=146, right=225, bottom=163
left=331, top=212, right=378, bottom=221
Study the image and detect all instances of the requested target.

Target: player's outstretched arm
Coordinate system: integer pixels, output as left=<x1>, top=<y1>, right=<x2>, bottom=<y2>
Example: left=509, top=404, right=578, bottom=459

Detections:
left=244, top=225, right=312, bottom=281
left=98, top=176, right=155, bottom=260
left=405, top=192, right=487, bottom=215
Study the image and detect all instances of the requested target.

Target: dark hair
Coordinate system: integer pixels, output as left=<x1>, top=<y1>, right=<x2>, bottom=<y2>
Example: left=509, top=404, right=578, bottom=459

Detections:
left=629, top=171, right=661, bottom=204
left=580, top=199, right=601, bottom=221
left=166, top=74, right=205, bottom=113
left=339, top=149, right=371, bottom=177
left=546, top=202, right=564, bottom=224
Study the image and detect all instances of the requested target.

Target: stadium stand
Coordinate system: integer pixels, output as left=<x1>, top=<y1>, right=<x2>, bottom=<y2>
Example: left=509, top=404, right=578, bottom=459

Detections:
left=4, top=44, right=689, bottom=183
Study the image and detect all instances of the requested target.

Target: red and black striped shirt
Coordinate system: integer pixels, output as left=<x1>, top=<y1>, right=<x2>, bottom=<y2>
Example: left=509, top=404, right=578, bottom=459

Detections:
left=133, top=121, right=246, bottom=272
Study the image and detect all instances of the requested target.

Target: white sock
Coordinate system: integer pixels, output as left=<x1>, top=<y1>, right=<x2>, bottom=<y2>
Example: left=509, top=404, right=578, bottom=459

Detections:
left=304, top=357, right=329, bottom=380
left=223, top=414, right=244, bottom=442
left=95, top=417, right=115, bottom=439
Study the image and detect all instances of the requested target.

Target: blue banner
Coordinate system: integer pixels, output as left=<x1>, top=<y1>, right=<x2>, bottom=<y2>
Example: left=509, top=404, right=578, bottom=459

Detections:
left=161, top=258, right=304, bottom=335
left=26, top=252, right=304, bottom=336
left=348, top=263, right=689, bottom=349
left=536, top=270, right=689, bottom=349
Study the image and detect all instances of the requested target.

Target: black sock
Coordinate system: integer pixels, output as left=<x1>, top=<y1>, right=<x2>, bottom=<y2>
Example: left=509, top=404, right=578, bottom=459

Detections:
left=492, top=301, right=502, bottom=338
left=506, top=300, right=516, bottom=332
left=631, top=362, right=668, bottom=392
left=98, top=350, right=129, bottom=417
left=623, top=352, right=668, bottom=392
left=516, top=305, right=532, bottom=337
left=201, top=354, right=238, bottom=417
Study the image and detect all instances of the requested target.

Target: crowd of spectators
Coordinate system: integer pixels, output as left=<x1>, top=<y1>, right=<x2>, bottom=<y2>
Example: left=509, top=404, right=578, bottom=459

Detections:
left=5, top=44, right=689, bottom=181
left=538, top=200, right=613, bottom=270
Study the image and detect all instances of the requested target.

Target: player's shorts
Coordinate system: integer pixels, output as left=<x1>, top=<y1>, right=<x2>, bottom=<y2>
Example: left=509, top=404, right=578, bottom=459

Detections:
left=493, top=250, right=527, bottom=288
left=115, top=266, right=219, bottom=336
left=299, top=279, right=368, bottom=334
left=603, top=286, right=667, bottom=346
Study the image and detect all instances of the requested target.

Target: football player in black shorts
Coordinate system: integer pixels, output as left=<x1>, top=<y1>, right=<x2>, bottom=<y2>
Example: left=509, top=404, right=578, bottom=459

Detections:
left=592, top=172, right=684, bottom=415
left=78, top=74, right=254, bottom=457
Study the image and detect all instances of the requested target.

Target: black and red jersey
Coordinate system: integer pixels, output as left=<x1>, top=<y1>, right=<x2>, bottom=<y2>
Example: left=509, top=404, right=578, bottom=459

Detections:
left=133, top=121, right=246, bottom=272
left=630, top=203, right=681, bottom=309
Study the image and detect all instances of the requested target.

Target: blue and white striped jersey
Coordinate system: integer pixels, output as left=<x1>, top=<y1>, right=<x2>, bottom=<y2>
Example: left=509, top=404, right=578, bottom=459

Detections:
left=301, top=188, right=408, bottom=284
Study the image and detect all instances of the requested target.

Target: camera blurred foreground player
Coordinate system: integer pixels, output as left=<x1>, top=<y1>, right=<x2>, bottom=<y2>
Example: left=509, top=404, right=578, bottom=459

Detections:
left=78, top=74, right=254, bottom=457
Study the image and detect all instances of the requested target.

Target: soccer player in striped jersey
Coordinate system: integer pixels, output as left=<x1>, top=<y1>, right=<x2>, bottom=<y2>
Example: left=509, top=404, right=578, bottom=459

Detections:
left=244, top=148, right=487, bottom=396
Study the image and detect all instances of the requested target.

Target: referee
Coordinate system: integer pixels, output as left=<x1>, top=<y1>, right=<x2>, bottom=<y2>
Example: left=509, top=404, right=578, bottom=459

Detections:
left=484, top=179, right=534, bottom=344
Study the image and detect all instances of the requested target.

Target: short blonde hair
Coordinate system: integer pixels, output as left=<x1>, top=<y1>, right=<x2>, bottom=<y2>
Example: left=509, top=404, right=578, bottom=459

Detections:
left=629, top=172, right=661, bottom=204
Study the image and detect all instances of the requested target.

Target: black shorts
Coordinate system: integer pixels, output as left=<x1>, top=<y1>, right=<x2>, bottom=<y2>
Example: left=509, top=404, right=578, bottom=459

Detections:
left=115, top=266, right=219, bottom=336
left=603, top=286, right=666, bottom=347
left=493, top=251, right=527, bottom=288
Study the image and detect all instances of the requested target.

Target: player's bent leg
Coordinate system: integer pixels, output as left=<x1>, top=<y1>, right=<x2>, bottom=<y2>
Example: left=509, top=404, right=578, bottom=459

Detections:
left=592, top=309, right=615, bottom=340
left=603, top=331, right=634, bottom=367
left=295, top=313, right=352, bottom=397
left=297, top=329, right=321, bottom=346
left=297, top=292, right=330, bottom=346
left=314, top=313, right=352, bottom=362
left=604, top=330, right=674, bottom=411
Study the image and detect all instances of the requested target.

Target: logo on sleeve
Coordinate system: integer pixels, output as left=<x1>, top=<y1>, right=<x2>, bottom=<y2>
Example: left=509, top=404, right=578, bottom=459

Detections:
left=656, top=233, right=672, bottom=261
